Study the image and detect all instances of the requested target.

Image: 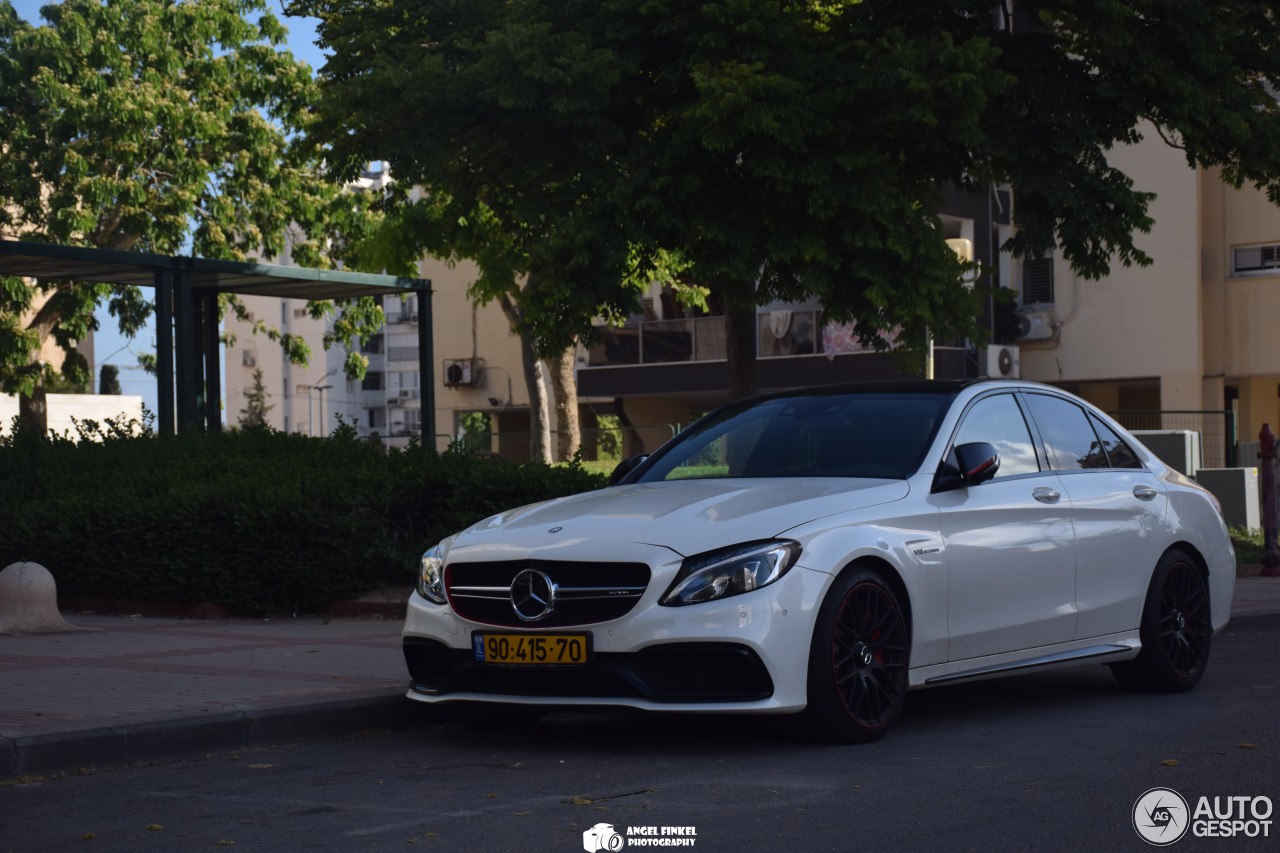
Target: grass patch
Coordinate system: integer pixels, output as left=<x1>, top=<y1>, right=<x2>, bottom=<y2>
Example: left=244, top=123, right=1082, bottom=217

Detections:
left=1230, top=526, right=1266, bottom=565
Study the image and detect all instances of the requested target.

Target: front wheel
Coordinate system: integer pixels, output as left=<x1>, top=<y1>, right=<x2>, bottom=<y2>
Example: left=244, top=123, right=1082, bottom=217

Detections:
left=1111, top=548, right=1212, bottom=693
left=801, top=567, right=911, bottom=743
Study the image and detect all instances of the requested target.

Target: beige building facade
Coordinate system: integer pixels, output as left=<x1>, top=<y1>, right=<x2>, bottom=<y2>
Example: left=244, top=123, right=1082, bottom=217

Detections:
left=1016, top=126, right=1280, bottom=468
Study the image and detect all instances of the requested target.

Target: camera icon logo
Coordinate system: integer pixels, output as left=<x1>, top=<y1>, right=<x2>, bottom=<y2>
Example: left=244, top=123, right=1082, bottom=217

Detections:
left=583, top=822, right=624, bottom=852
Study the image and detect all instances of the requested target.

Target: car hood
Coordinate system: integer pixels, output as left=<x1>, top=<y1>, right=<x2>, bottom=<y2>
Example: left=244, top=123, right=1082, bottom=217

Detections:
left=450, top=478, right=910, bottom=558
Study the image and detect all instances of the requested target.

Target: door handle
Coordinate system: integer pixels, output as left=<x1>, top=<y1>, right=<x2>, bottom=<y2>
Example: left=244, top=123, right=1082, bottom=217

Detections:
left=1033, top=487, right=1061, bottom=504
left=1133, top=486, right=1159, bottom=501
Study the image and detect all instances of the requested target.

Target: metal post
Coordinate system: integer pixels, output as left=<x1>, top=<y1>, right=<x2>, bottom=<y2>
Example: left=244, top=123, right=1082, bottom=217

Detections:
left=174, top=275, right=202, bottom=431
left=415, top=284, right=435, bottom=447
left=201, top=290, right=221, bottom=432
left=154, top=268, right=175, bottom=436
left=315, top=384, right=332, bottom=437
left=1260, top=424, right=1279, bottom=574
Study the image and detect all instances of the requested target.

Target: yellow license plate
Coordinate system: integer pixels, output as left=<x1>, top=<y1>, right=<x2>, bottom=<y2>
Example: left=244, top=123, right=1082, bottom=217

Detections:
left=473, top=633, right=590, bottom=665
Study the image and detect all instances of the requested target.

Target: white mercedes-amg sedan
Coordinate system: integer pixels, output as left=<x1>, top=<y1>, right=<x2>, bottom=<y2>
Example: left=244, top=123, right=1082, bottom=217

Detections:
left=402, top=380, right=1235, bottom=742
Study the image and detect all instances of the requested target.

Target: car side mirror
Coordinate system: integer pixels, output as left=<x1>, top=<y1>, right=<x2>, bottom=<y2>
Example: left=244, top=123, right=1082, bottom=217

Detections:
left=932, top=442, right=1001, bottom=492
left=608, top=454, right=649, bottom=486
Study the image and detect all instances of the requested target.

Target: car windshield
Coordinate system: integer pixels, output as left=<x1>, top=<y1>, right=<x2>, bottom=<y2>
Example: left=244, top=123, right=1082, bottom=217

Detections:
left=635, top=391, right=954, bottom=482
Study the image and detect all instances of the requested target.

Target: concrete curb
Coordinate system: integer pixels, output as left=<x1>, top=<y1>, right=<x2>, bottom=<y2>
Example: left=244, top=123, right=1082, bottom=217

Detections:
left=1, top=687, right=424, bottom=780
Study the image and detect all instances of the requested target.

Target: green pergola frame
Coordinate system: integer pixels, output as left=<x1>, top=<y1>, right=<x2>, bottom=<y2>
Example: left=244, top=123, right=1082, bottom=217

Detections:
left=0, top=239, right=435, bottom=439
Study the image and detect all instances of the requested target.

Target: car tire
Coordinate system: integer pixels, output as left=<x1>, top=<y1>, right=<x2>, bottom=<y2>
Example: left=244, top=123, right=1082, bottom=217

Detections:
left=802, top=566, right=910, bottom=744
left=1110, top=548, right=1212, bottom=693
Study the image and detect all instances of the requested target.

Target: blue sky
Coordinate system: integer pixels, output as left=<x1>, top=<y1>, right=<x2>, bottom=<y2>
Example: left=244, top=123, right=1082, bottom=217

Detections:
left=8, top=1, right=329, bottom=69
left=10, top=1, right=329, bottom=413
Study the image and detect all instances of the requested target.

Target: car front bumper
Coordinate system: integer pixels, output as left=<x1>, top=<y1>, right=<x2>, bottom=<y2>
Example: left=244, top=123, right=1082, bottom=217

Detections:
left=400, top=563, right=831, bottom=714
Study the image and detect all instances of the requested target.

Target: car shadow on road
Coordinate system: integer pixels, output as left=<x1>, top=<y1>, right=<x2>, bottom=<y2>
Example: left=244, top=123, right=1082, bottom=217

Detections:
left=396, top=663, right=1142, bottom=754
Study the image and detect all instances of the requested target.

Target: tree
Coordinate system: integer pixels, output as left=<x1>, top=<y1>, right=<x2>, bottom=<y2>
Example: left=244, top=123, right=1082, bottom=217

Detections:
left=302, top=0, right=1280, bottom=402
left=302, top=0, right=662, bottom=462
left=99, top=364, right=122, bottom=396
left=0, top=0, right=381, bottom=428
left=238, top=367, right=273, bottom=429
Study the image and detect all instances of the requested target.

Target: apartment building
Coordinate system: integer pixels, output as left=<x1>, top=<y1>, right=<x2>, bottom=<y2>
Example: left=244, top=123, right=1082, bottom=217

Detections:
left=225, top=251, right=535, bottom=449
left=1015, top=126, right=1280, bottom=468
left=576, top=185, right=1014, bottom=438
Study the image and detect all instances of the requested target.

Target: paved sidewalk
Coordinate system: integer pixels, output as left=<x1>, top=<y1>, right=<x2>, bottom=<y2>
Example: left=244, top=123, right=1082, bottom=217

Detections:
left=3, top=578, right=1280, bottom=779
left=0, top=613, right=416, bottom=778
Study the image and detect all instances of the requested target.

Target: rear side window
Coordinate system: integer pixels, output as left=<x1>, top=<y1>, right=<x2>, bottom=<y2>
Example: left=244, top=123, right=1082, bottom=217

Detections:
left=1024, top=394, right=1110, bottom=471
left=1089, top=415, right=1144, bottom=469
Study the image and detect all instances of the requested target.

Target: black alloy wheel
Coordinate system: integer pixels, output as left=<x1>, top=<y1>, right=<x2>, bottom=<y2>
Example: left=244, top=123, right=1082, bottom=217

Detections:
left=1112, top=548, right=1212, bottom=693
left=803, top=567, right=910, bottom=743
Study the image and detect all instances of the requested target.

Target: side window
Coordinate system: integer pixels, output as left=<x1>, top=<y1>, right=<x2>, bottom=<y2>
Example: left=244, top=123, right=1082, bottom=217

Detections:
left=1024, top=394, right=1108, bottom=470
left=952, top=394, right=1041, bottom=478
left=1089, top=415, right=1144, bottom=469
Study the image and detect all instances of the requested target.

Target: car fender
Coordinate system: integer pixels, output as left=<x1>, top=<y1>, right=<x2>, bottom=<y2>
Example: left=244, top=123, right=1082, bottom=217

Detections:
left=781, top=493, right=947, bottom=668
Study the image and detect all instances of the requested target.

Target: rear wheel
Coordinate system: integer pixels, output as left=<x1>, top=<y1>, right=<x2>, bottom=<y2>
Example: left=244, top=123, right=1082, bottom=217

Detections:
left=802, top=567, right=910, bottom=743
left=1111, top=548, right=1212, bottom=692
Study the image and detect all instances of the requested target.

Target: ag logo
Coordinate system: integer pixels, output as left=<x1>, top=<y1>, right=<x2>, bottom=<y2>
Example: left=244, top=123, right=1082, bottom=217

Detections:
left=1133, top=787, right=1190, bottom=845
left=583, top=822, right=624, bottom=852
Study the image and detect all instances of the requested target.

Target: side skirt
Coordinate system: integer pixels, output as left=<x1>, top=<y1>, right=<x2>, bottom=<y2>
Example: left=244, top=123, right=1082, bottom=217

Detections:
left=911, top=638, right=1139, bottom=689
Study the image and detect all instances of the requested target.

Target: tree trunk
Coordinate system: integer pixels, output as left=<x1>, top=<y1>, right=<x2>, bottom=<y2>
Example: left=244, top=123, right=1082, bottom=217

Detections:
left=545, top=346, right=580, bottom=462
left=724, top=303, right=758, bottom=401
left=498, top=291, right=552, bottom=465
left=18, top=388, right=48, bottom=436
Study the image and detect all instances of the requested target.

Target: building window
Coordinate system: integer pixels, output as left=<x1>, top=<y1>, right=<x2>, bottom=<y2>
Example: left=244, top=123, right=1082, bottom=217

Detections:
left=1232, top=244, right=1280, bottom=276
left=361, top=371, right=384, bottom=391
left=1021, top=253, right=1055, bottom=305
left=363, top=334, right=384, bottom=354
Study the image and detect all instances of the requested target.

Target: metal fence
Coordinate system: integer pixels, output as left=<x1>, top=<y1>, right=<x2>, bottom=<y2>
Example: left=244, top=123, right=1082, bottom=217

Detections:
left=451, top=424, right=679, bottom=464
left=1107, top=410, right=1236, bottom=469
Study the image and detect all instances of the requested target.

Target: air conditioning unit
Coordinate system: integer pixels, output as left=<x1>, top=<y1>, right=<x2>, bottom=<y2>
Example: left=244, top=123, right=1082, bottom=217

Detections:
left=399, top=388, right=413, bottom=400
left=982, top=345, right=1021, bottom=379
left=409, top=313, right=419, bottom=324
left=443, top=358, right=478, bottom=387
left=1015, top=309, right=1056, bottom=342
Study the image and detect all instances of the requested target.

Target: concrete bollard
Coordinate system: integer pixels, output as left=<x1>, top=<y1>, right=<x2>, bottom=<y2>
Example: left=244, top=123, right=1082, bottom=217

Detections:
left=0, top=562, right=85, bottom=634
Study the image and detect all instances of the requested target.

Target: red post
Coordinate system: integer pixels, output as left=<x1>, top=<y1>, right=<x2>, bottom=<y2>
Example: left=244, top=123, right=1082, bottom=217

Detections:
left=1260, top=424, right=1279, bottom=576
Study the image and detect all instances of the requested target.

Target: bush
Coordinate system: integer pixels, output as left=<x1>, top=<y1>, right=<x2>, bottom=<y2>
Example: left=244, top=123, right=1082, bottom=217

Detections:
left=0, top=417, right=605, bottom=615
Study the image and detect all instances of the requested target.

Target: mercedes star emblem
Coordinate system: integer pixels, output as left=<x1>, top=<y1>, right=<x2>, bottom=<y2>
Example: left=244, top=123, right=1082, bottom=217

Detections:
left=510, top=568, right=556, bottom=622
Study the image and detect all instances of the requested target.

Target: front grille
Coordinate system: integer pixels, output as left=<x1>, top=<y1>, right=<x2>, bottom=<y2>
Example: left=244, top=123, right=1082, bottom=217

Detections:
left=404, top=638, right=774, bottom=703
left=444, top=559, right=650, bottom=627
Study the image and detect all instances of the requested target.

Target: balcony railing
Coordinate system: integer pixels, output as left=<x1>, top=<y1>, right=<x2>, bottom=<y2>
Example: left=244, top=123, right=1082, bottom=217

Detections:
left=586, top=311, right=821, bottom=367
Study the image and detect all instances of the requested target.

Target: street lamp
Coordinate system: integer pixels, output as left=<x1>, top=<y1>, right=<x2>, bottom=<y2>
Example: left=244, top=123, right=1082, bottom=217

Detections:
left=302, top=368, right=337, bottom=436
left=314, top=384, right=333, bottom=436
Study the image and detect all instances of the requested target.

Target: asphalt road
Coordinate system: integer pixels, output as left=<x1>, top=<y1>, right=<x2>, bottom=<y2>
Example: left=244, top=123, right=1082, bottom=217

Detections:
left=3, top=618, right=1278, bottom=853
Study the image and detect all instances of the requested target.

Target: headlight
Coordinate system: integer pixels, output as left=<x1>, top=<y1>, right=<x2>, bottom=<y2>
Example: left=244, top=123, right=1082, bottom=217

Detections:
left=417, top=544, right=447, bottom=604
left=661, top=540, right=801, bottom=606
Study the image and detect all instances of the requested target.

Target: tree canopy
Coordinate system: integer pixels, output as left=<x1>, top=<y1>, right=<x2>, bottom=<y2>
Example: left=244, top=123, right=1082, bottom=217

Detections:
left=304, top=0, right=1280, bottom=398
left=0, top=0, right=378, bottom=398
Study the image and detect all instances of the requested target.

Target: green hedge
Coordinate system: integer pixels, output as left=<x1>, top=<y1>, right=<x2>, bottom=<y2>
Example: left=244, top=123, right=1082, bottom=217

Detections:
left=0, top=418, right=605, bottom=615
